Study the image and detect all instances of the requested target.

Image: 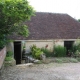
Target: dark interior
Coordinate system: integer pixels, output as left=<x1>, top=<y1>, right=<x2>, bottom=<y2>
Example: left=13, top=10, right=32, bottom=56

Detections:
left=64, top=41, right=74, bottom=56
left=14, top=41, right=21, bottom=64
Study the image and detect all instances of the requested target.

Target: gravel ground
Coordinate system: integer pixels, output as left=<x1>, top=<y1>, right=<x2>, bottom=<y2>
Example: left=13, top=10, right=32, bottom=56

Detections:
left=0, top=62, right=80, bottom=80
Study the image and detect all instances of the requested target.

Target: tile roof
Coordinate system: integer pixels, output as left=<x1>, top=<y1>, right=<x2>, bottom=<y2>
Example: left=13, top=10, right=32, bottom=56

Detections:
left=9, top=12, right=80, bottom=40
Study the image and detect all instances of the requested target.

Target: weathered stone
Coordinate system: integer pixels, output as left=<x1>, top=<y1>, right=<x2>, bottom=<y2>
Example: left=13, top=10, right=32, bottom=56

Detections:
left=4, top=59, right=16, bottom=66
left=17, top=63, right=34, bottom=67
left=40, top=53, right=46, bottom=61
left=34, top=60, right=41, bottom=63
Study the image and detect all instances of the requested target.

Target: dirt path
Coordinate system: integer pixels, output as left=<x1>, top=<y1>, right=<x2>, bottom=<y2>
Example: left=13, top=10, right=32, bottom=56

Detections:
left=1, top=62, right=80, bottom=80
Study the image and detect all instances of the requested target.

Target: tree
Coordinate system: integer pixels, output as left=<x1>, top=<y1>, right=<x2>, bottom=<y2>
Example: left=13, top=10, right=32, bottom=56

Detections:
left=78, top=19, right=80, bottom=22
left=0, top=0, right=35, bottom=48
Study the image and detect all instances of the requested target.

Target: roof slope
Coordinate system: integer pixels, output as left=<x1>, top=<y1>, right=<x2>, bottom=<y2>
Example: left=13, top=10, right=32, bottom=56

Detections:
left=10, top=12, right=80, bottom=40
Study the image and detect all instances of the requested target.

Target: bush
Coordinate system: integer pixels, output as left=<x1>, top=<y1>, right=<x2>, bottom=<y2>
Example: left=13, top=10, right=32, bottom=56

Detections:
left=73, top=39, right=80, bottom=51
left=30, top=45, right=43, bottom=59
left=72, top=44, right=77, bottom=53
left=54, top=45, right=66, bottom=57
left=41, top=48, right=54, bottom=57
left=72, top=40, right=80, bottom=56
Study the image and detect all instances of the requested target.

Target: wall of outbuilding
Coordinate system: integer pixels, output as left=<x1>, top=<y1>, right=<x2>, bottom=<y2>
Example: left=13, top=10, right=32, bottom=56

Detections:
left=6, top=39, right=76, bottom=58
left=24, top=39, right=76, bottom=53
left=24, top=40, right=54, bottom=53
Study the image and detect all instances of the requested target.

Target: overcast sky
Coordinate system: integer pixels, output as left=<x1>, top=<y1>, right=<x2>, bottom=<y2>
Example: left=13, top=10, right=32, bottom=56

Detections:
left=28, top=0, right=80, bottom=19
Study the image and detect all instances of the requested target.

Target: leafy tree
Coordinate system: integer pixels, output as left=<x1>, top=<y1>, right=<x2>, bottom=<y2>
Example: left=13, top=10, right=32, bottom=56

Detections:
left=78, top=19, right=80, bottom=22
left=0, top=0, right=35, bottom=48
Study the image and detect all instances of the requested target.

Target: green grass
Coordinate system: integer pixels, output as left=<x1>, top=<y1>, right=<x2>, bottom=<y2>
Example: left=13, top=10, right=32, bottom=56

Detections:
left=76, top=58, right=80, bottom=62
left=4, top=57, right=15, bottom=67
left=46, top=57, right=79, bottom=63
left=5, top=57, right=13, bottom=61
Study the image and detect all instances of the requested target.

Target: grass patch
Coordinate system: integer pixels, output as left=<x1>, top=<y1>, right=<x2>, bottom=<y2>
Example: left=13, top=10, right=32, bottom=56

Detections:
left=5, top=57, right=13, bottom=61
left=4, top=57, right=15, bottom=66
left=46, top=57, right=79, bottom=63
left=76, top=58, right=80, bottom=62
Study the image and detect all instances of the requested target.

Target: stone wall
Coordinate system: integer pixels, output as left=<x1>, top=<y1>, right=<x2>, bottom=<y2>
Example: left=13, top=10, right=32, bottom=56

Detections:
left=0, top=47, right=6, bottom=69
left=24, top=40, right=54, bottom=53
left=24, top=39, right=76, bottom=53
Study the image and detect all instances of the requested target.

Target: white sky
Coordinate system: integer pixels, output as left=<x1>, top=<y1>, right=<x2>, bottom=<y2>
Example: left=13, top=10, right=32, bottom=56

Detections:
left=28, top=0, right=80, bottom=19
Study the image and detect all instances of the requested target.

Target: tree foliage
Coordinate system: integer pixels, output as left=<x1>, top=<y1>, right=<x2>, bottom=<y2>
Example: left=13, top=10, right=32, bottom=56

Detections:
left=0, top=0, right=35, bottom=48
left=78, top=19, right=80, bottom=22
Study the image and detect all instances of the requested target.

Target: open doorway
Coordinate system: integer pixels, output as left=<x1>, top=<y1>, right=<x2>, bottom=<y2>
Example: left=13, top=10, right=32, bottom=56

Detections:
left=64, top=41, right=74, bottom=56
left=14, top=41, right=21, bottom=64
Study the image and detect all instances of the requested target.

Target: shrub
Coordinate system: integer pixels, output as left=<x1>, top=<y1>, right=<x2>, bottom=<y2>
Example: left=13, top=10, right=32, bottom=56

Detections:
left=30, top=45, right=43, bottom=59
left=72, top=43, right=80, bottom=54
left=54, top=45, right=66, bottom=57
left=74, top=39, right=80, bottom=51
left=41, top=48, right=54, bottom=57
left=72, top=40, right=80, bottom=56
left=72, top=44, right=77, bottom=53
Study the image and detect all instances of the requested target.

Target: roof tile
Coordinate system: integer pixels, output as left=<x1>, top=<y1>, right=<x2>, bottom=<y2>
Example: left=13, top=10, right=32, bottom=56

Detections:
left=9, top=12, right=80, bottom=40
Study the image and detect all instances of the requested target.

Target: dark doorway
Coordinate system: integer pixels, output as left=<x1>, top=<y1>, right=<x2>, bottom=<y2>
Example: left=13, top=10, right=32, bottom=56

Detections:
left=64, top=41, right=74, bottom=56
left=14, top=41, right=21, bottom=64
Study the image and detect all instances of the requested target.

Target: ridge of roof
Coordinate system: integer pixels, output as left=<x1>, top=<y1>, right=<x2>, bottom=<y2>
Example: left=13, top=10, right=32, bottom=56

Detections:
left=34, top=12, right=79, bottom=23
left=35, top=11, right=68, bottom=15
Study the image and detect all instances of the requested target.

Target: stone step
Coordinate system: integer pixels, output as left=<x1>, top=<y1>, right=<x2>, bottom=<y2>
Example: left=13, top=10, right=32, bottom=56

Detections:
left=16, top=63, right=34, bottom=67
